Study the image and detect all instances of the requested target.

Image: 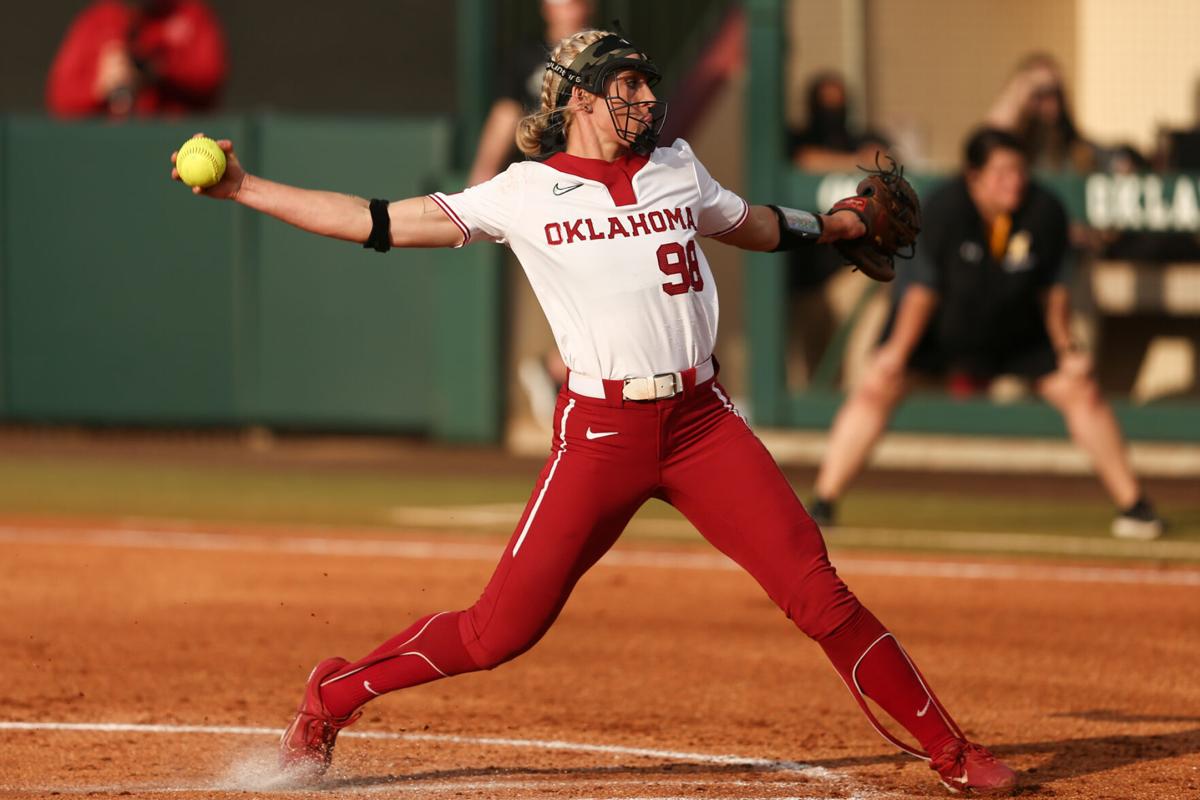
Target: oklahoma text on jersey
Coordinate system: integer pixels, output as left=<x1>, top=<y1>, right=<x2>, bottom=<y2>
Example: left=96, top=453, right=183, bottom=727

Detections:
left=428, top=138, right=748, bottom=380
left=544, top=207, right=698, bottom=245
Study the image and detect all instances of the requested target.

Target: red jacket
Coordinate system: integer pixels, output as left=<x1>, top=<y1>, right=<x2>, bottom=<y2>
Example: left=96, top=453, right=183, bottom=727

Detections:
left=47, top=0, right=227, bottom=117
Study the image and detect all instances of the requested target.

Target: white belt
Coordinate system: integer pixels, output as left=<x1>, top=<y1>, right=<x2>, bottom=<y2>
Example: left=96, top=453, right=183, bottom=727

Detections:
left=567, top=358, right=715, bottom=401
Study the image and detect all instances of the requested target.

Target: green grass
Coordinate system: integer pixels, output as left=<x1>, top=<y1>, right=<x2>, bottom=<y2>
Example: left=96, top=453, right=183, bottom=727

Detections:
left=0, top=452, right=1196, bottom=560
left=837, top=491, right=1198, bottom=538
left=0, top=454, right=533, bottom=528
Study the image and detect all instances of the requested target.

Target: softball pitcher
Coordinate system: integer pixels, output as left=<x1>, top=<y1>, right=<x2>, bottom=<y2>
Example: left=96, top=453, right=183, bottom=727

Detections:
left=172, top=29, right=1016, bottom=796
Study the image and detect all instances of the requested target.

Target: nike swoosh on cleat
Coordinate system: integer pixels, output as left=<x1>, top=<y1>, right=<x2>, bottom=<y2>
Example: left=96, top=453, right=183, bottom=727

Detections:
left=553, top=182, right=584, bottom=195
left=949, top=771, right=969, bottom=785
left=585, top=428, right=619, bottom=440
left=363, top=680, right=381, bottom=696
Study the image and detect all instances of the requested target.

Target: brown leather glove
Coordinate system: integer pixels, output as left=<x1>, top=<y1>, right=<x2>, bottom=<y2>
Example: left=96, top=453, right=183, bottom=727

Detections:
left=828, top=157, right=921, bottom=282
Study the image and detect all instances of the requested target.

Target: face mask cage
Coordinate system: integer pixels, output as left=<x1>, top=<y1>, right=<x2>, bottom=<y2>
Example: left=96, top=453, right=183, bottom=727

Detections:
left=602, top=70, right=668, bottom=155
left=541, top=33, right=670, bottom=156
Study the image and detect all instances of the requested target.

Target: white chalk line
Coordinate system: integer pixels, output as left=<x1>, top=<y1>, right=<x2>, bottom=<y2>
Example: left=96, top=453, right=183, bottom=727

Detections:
left=0, top=721, right=873, bottom=799
left=0, top=791, right=852, bottom=800
left=0, top=721, right=819, bottom=773
left=0, top=789, right=851, bottom=800
left=2, top=524, right=1198, bottom=586
left=0, top=778, right=861, bottom=800
left=388, top=505, right=1200, bottom=561
left=4, top=776, right=840, bottom=796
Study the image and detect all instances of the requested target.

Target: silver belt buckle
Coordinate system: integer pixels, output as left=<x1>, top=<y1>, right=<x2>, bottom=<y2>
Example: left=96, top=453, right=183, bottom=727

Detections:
left=652, top=372, right=680, bottom=399
left=621, top=372, right=681, bottom=401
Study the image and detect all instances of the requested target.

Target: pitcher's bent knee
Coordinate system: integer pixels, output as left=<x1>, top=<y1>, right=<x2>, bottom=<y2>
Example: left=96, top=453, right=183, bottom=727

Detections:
left=459, top=599, right=560, bottom=671
left=781, top=561, right=864, bottom=641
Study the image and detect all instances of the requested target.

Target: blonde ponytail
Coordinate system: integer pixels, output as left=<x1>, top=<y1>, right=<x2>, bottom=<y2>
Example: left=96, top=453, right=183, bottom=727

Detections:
left=516, top=29, right=612, bottom=158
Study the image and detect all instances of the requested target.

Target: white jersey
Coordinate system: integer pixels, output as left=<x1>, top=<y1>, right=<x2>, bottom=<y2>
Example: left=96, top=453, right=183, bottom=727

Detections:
left=429, top=139, right=748, bottom=380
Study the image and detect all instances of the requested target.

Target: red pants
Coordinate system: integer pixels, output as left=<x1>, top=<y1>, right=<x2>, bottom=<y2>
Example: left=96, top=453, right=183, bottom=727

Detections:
left=460, top=378, right=860, bottom=667
left=321, top=374, right=961, bottom=758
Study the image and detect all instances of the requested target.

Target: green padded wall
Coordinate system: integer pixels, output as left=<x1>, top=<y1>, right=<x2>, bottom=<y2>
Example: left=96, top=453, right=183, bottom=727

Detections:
left=744, top=0, right=788, bottom=425
left=429, top=233, right=504, bottom=443
left=0, top=119, right=6, bottom=416
left=253, top=116, right=447, bottom=430
left=0, top=115, right=503, bottom=441
left=3, top=116, right=247, bottom=423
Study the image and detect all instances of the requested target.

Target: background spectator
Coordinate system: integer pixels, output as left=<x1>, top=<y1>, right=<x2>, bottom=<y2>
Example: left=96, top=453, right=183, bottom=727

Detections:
left=47, top=0, right=227, bottom=118
left=785, top=72, right=889, bottom=388
left=466, top=0, right=593, bottom=187
left=789, top=71, right=889, bottom=173
left=497, top=1, right=594, bottom=425
left=986, top=53, right=1097, bottom=173
left=810, top=127, right=1164, bottom=540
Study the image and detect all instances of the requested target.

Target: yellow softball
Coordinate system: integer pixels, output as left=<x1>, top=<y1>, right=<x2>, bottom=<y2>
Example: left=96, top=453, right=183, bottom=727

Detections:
left=176, top=136, right=227, bottom=188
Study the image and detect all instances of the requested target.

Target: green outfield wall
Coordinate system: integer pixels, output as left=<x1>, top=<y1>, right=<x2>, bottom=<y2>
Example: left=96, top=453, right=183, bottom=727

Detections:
left=0, top=115, right=502, bottom=442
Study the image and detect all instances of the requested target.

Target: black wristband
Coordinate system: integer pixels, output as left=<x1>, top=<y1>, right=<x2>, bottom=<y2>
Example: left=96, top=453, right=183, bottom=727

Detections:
left=363, top=198, right=392, bottom=253
left=768, top=204, right=823, bottom=252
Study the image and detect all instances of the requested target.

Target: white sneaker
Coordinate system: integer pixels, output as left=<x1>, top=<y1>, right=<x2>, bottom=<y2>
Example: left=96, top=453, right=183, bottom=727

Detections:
left=1111, top=500, right=1165, bottom=540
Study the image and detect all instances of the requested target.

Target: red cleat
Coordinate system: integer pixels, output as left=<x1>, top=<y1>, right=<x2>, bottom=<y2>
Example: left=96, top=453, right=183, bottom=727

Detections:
left=278, top=657, right=362, bottom=780
left=930, top=739, right=1017, bottom=795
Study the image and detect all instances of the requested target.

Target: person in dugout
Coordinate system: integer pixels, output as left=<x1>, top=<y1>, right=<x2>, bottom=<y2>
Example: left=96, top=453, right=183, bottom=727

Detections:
left=47, top=0, right=227, bottom=118
left=810, top=127, right=1165, bottom=541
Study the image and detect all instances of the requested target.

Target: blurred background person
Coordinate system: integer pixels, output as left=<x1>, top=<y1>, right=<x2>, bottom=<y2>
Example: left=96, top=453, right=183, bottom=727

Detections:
left=46, top=0, right=227, bottom=118
left=785, top=72, right=890, bottom=389
left=490, top=0, right=594, bottom=427
left=986, top=52, right=1098, bottom=173
left=466, top=0, right=593, bottom=186
left=1157, top=78, right=1200, bottom=171
left=789, top=71, right=889, bottom=173
left=810, top=127, right=1165, bottom=540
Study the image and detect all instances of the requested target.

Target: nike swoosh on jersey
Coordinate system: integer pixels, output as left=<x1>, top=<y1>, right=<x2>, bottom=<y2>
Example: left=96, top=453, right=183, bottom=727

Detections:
left=917, top=697, right=932, bottom=717
left=585, top=428, right=619, bottom=440
left=553, top=182, right=584, bottom=196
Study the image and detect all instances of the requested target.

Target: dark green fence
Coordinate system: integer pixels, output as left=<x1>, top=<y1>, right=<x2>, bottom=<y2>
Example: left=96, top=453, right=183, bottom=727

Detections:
left=0, top=115, right=502, bottom=442
left=0, top=120, right=7, bottom=418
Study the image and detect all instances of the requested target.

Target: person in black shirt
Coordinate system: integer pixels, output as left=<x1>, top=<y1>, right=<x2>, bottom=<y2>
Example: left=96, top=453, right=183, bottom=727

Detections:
left=810, top=128, right=1164, bottom=540
left=789, top=71, right=889, bottom=173
left=469, top=0, right=594, bottom=426
left=467, top=0, right=593, bottom=186
left=785, top=72, right=890, bottom=387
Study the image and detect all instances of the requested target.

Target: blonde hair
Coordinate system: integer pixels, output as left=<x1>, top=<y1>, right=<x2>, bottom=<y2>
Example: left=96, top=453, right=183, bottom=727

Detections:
left=516, top=29, right=611, bottom=158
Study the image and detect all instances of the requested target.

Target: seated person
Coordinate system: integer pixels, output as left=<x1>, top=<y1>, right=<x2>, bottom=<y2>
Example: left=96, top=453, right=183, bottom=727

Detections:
left=785, top=72, right=889, bottom=386
left=789, top=71, right=889, bottom=173
left=810, top=128, right=1164, bottom=540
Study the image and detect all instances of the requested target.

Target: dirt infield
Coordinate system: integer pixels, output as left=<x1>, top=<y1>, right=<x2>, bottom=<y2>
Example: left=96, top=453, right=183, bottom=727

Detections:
left=2, top=517, right=1198, bottom=799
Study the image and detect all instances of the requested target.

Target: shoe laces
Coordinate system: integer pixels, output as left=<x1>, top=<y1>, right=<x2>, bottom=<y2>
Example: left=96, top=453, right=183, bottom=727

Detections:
left=932, top=740, right=997, bottom=773
left=296, top=707, right=361, bottom=752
